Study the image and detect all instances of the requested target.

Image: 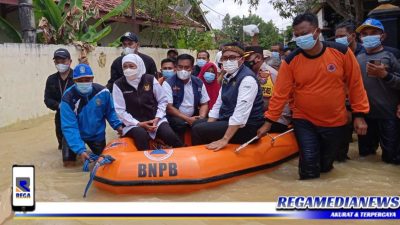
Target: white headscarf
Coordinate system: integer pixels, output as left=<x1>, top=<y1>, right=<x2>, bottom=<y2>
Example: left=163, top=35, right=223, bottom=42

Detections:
left=121, top=53, right=146, bottom=88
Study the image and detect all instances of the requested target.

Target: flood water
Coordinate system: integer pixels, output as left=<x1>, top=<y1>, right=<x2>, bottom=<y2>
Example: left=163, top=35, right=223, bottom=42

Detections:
left=0, top=114, right=399, bottom=225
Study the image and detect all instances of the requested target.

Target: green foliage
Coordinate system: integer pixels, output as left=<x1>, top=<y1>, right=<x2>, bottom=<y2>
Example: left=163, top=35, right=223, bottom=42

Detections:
left=218, top=14, right=282, bottom=49
left=269, top=0, right=319, bottom=19
left=0, top=16, right=22, bottom=43
left=34, top=0, right=131, bottom=45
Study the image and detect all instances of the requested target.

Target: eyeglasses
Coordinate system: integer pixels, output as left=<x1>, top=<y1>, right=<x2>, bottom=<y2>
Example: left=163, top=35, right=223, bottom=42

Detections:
left=177, top=65, right=192, bottom=71
left=221, top=55, right=242, bottom=62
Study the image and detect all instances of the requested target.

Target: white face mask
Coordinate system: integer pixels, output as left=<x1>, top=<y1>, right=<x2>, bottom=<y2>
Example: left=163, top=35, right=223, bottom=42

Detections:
left=177, top=70, right=191, bottom=80
left=223, top=60, right=240, bottom=74
left=56, top=64, right=70, bottom=73
left=123, top=47, right=135, bottom=55
left=124, top=68, right=138, bottom=81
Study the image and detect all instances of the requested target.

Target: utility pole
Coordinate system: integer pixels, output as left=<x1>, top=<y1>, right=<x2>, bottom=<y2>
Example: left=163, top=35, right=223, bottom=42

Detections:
left=18, top=0, right=36, bottom=43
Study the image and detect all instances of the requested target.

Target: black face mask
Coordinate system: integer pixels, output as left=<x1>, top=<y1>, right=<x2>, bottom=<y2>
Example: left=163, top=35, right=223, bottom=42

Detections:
left=244, top=60, right=255, bottom=69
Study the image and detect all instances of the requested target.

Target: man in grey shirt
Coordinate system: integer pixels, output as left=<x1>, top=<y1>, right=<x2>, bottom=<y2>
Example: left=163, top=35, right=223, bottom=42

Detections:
left=356, top=18, right=400, bottom=164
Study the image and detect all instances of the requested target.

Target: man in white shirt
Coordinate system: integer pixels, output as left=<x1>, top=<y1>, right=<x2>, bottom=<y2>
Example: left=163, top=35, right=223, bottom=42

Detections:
left=163, top=54, right=210, bottom=141
left=191, top=43, right=265, bottom=150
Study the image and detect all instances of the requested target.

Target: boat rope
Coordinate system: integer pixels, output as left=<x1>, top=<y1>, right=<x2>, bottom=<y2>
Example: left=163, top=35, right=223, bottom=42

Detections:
left=83, top=153, right=115, bottom=198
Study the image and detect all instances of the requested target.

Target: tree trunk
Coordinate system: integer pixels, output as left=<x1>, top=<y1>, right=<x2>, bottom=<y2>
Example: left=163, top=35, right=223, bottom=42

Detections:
left=18, top=0, right=36, bottom=43
left=353, top=0, right=364, bottom=25
left=326, top=0, right=353, bottom=20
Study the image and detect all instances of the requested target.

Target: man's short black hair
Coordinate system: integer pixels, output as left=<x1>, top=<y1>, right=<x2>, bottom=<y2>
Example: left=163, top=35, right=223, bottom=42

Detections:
left=272, top=42, right=284, bottom=51
left=177, top=54, right=195, bottom=66
left=197, top=50, right=210, bottom=59
left=335, top=20, right=357, bottom=34
left=292, top=13, right=318, bottom=28
left=161, top=58, right=176, bottom=66
left=167, top=49, right=178, bottom=55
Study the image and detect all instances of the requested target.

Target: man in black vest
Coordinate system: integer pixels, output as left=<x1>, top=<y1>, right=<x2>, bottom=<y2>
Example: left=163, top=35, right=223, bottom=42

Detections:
left=162, top=54, right=210, bottom=141
left=191, top=43, right=265, bottom=150
left=106, top=32, right=157, bottom=92
left=44, top=48, right=75, bottom=150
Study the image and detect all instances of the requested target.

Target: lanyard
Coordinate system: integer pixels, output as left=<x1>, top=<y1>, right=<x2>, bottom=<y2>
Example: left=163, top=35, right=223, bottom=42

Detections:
left=58, top=77, right=69, bottom=96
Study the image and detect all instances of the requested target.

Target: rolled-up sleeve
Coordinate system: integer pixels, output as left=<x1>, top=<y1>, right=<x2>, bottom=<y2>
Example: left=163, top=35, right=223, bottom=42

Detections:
left=208, top=88, right=222, bottom=119
left=153, top=78, right=167, bottom=118
left=200, top=84, right=210, bottom=104
left=229, top=76, right=258, bottom=126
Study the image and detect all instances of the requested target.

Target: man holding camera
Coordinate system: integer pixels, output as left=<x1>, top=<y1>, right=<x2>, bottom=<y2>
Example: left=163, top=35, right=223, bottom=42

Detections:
left=356, top=18, right=400, bottom=164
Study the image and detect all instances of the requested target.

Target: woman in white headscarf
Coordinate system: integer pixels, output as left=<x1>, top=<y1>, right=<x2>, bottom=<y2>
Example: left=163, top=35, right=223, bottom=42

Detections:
left=112, top=54, right=183, bottom=150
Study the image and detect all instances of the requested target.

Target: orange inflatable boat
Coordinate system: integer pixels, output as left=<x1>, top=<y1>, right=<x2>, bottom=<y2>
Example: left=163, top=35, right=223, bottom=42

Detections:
left=93, top=133, right=299, bottom=194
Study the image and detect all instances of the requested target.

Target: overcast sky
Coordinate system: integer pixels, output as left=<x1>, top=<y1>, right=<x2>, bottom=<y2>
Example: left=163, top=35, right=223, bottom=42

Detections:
left=199, top=0, right=292, bottom=30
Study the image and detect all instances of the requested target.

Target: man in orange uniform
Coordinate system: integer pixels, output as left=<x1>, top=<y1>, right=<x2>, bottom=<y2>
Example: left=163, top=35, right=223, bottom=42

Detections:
left=257, top=13, right=369, bottom=180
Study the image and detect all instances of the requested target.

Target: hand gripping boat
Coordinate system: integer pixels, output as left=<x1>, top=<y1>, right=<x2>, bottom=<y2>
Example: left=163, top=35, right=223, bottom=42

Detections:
left=93, top=132, right=299, bottom=194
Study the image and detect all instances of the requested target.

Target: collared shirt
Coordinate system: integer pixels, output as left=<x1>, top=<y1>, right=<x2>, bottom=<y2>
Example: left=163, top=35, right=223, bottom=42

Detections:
left=112, top=77, right=168, bottom=138
left=208, top=70, right=259, bottom=126
left=163, top=79, right=210, bottom=117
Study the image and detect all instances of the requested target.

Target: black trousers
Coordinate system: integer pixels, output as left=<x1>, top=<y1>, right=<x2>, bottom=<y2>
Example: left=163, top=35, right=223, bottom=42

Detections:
left=55, top=110, right=63, bottom=149
left=62, top=138, right=106, bottom=162
left=358, top=118, right=400, bottom=164
left=167, top=116, right=205, bottom=142
left=191, top=120, right=264, bottom=146
left=292, top=119, right=347, bottom=180
left=124, top=122, right=183, bottom=150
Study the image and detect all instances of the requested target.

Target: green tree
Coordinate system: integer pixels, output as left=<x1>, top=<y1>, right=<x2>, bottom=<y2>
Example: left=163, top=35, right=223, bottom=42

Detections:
left=218, top=14, right=282, bottom=49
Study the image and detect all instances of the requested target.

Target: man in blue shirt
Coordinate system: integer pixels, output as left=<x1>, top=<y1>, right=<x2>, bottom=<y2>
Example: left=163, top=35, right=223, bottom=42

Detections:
left=61, top=64, right=123, bottom=167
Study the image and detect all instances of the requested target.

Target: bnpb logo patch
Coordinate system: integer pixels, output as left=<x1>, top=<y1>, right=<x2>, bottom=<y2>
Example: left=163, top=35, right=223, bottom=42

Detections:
left=327, top=64, right=336, bottom=72
left=144, top=149, right=174, bottom=161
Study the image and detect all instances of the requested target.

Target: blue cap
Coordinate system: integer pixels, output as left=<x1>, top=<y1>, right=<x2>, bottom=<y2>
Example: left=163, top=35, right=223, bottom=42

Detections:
left=120, top=32, right=139, bottom=42
left=73, top=64, right=94, bottom=79
left=356, top=18, right=384, bottom=33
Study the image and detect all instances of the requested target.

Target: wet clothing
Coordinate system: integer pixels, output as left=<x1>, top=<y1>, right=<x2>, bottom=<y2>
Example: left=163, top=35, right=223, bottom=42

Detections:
left=293, top=119, right=347, bottom=179
left=358, top=118, right=400, bottom=164
left=106, top=53, right=157, bottom=92
left=198, top=62, right=221, bottom=109
left=193, top=65, right=264, bottom=145
left=44, top=70, right=74, bottom=148
left=265, top=41, right=370, bottom=179
left=62, top=138, right=105, bottom=162
left=60, top=83, right=122, bottom=155
left=357, top=48, right=400, bottom=162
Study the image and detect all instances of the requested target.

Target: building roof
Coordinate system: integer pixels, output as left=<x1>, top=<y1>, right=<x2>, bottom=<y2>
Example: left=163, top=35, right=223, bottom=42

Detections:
left=82, top=0, right=207, bottom=30
left=0, top=0, right=207, bottom=30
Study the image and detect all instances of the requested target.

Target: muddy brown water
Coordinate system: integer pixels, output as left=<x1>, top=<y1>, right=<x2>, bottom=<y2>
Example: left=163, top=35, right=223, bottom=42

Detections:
left=0, top=114, right=399, bottom=225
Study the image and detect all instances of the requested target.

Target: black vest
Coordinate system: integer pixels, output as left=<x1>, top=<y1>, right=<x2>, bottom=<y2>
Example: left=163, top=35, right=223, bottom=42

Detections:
left=219, top=65, right=264, bottom=126
left=115, top=74, right=157, bottom=122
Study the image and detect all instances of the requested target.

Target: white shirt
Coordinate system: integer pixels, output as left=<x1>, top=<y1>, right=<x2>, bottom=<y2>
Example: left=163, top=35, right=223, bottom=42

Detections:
left=112, top=77, right=168, bottom=139
left=209, top=71, right=259, bottom=126
left=163, top=79, right=210, bottom=117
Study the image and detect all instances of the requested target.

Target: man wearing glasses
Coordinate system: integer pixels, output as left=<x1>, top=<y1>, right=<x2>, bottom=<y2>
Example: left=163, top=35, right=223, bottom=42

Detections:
left=162, top=54, right=210, bottom=142
left=191, top=43, right=265, bottom=150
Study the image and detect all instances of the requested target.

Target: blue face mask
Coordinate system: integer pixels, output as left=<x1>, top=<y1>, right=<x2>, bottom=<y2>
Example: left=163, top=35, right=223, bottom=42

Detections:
left=271, top=51, right=280, bottom=60
left=335, top=36, right=349, bottom=46
left=204, top=72, right=216, bottom=83
left=197, top=59, right=207, bottom=67
left=162, top=70, right=175, bottom=79
left=75, top=82, right=93, bottom=95
left=295, top=31, right=318, bottom=50
left=361, top=35, right=381, bottom=49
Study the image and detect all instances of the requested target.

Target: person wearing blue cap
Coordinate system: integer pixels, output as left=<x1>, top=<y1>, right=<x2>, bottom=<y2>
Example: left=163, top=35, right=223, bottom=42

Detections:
left=356, top=18, right=400, bottom=164
left=60, top=64, right=123, bottom=167
left=106, top=32, right=157, bottom=92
